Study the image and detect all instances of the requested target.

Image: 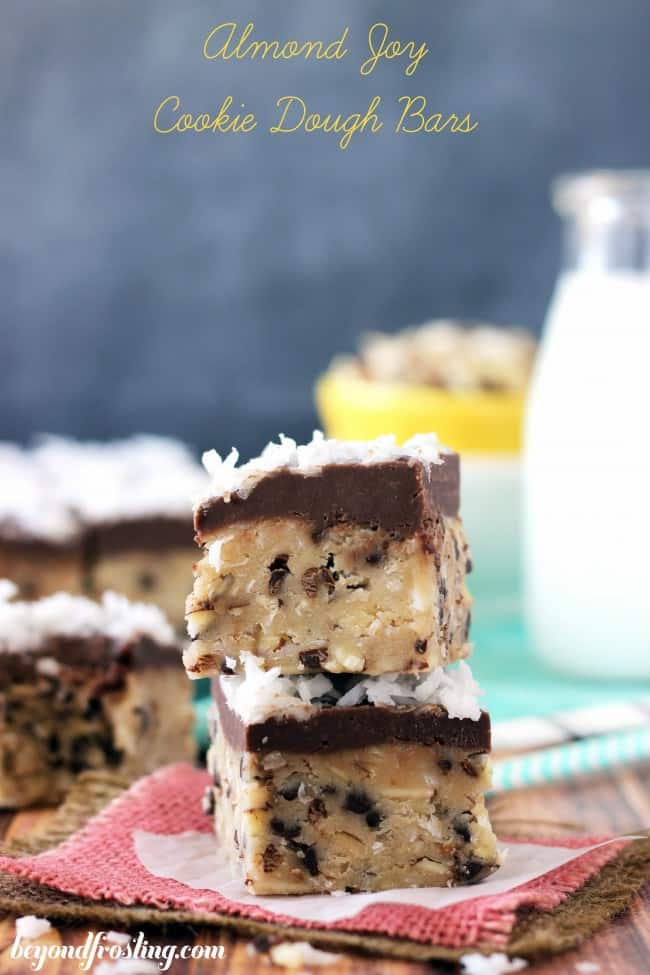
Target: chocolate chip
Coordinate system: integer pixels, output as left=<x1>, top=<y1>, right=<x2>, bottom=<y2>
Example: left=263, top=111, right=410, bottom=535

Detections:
left=291, top=841, right=319, bottom=876
left=301, top=567, right=320, bottom=598
left=439, top=579, right=448, bottom=599
left=308, top=798, right=327, bottom=822
left=465, top=558, right=473, bottom=574
left=268, top=555, right=290, bottom=594
left=299, top=647, right=328, bottom=669
left=133, top=705, right=150, bottom=735
left=70, top=736, right=92, bottom=773
left=202, top=787, right=215, bottom=816
left=321, top=784, right=338, bottom=795
left=365, top=549, right=383, bottom=566
left=344, top=789, right=373, bottom=815
left=47, top=732, right=60, bottom=754
left=269, top=554, right=290, bottom=571
left=461, top=758, right=479, bottom=778
left=414, top=638, right=428, bottom=654
left=82, top=697, right=102, bottom=720
left=319, top=567, right=337, bottom=596
left=452, top=813, right=473, bottom=843
left=455, top=857, right=491, bottom=884
left=104, top=741, right=124, bottom=767
left=92, top=662, right=128, bottom=696
left=278, top=779, right=300, bottom=801
left=270, top=817, right=301, bottom=840
left=463, top=610, right=472, bottom=642
left=220, top=660, right=235, bottom=675
left=438, top=758, right=453, bottom=775
left=365, top=809, right=382, bottom=829
left=138, top=571, right=156, bottom=592
left=262, top=844, right=281, bottom=872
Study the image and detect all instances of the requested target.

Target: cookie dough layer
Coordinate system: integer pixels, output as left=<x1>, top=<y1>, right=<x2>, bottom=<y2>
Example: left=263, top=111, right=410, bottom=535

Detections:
left=0, top=539, right=84, bottom=601
left=0, top=639, right=194, bottom=808
left=186, top=516, right=472, bottom=678
left=91, top=548, right=195, bottom=634
left=207, top=724, right=496, bottom=895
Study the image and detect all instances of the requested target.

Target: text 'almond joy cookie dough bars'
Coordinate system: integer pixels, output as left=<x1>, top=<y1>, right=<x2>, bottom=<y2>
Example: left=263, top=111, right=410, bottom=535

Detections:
left=185, top=433, right=498, bottom=894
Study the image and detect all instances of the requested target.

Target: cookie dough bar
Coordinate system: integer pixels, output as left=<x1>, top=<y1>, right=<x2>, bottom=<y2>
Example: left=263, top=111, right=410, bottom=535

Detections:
left=0, top=590, right=194, bottom=807
left=186, top=440, right=472, bottom=677
left=206, top=677, right=498, bottom=894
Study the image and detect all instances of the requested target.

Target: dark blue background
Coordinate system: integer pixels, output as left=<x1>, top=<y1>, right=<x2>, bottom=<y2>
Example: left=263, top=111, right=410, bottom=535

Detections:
left=1, top=1, right=648, bottom=457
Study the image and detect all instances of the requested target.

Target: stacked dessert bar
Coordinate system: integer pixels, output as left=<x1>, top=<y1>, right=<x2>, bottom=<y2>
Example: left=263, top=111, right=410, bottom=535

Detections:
left=0, top=436, right=206, bottom=630
left=0, top=581, right=194, bottom=808
left=186, top=433, right=498, bottom=894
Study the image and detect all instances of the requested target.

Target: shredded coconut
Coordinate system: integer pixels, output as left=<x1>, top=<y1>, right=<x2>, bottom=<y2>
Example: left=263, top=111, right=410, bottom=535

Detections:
left=220, top=653, right=482, bottom=724
left=33, top=434, right=207, bottom=522
left=0, top=435, right=206, bottom=542
left=269, top=941, right=340, bottom=969
left=14, top=915, right=52, bottom=940
left=0, top=579, right=18, bottom=602
left=199, top=430, right=444, bottom=504
left=460, top=953, right=528, bottom=975
left=0, top=443, right=79, bottom=542
left=575, top=964, right=601, bottom=974
left=0, top=589, right=174, bottom=653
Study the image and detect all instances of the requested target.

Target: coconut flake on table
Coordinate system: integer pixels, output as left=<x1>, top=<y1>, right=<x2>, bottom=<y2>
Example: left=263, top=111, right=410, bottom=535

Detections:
left=460, top=953, right=528, bottom=975
left=268, top=941, right=340, bottom=969
left=95, top=960, right=160, bottom=975
left=105, top=931, right=132, bottom=946
left=14, top=916, right=52, bottom=940
left=199, top=430, right=445, bottom=503
left=0, top=588, right=174, bottom=653
left=220, top=653, right=483, bottom=724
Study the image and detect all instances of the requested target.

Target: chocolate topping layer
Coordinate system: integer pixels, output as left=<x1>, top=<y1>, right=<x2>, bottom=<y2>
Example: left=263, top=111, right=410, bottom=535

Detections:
left=195, top=454, right=460, bottom=542
left=89, top=516, right=194, bottom=557
left=0, top=516, right=194, bottom=557
left=0, top=535, right=83, bottom=556
left=212, top=678, right=490, bottom=754
left=0, top=635, right=180, bottom=690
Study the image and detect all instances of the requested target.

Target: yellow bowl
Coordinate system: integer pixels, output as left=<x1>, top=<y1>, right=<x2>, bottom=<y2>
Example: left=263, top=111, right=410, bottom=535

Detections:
left=315, top=370, right=525, bottom=454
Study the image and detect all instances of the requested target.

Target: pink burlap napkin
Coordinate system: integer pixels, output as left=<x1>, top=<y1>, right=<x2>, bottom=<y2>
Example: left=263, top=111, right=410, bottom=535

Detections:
left=0, top=763, right=629, bottom=950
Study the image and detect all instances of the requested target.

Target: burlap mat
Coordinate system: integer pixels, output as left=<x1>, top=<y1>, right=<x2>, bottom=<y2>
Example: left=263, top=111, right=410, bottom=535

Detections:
left=0, top=771, right=649, bottom=964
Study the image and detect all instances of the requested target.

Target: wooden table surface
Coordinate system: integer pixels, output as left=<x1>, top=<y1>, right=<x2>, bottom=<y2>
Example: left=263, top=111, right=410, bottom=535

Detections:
left=0, top=764, right=648, bottom=974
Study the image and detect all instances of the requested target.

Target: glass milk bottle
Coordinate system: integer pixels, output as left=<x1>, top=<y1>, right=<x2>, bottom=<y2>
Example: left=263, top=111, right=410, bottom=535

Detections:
left=524, top=171, right=650, bottom=677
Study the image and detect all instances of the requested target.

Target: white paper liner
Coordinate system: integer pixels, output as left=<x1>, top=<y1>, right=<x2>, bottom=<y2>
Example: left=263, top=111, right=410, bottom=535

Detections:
left=133, top=830, right=620, bottom=925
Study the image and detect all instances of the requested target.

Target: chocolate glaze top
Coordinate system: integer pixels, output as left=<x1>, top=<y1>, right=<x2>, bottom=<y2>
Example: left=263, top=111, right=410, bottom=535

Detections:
left=0, top=634, right=180, bottom=690
left=212, top=677, right=490, bottom=754
left=195, top=454, right=460, bottom=541
left=0, top=516, right=195, bottom=556
left=89, top=516, right=195, bottom=557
